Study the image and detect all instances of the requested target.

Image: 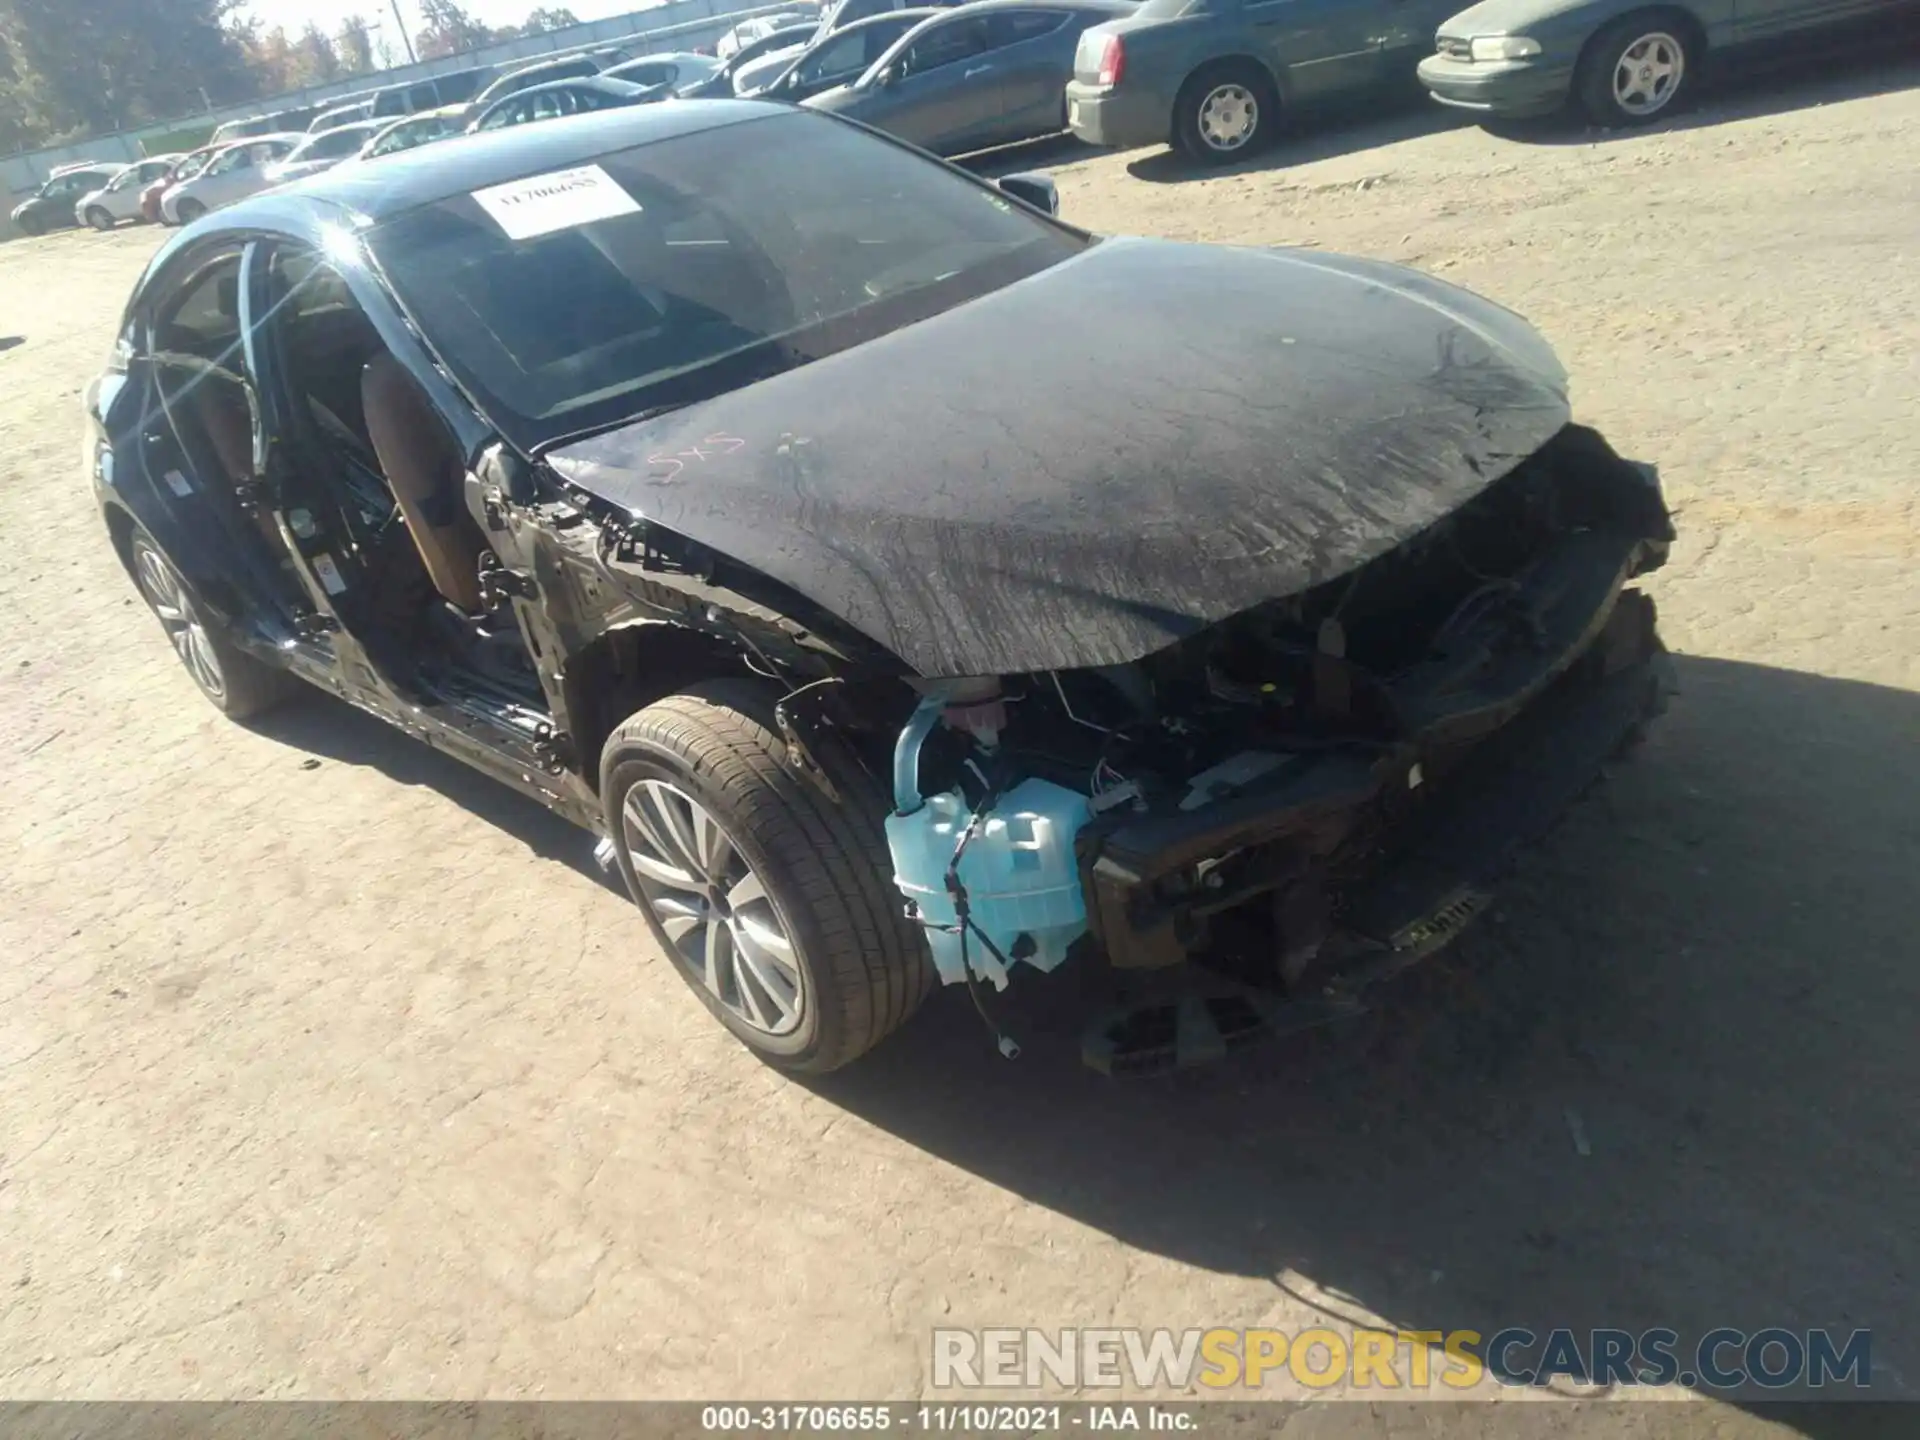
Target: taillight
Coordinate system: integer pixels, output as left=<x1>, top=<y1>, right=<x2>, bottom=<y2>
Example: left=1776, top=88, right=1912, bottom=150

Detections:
left=1096, top=33, right=1125, bottom=88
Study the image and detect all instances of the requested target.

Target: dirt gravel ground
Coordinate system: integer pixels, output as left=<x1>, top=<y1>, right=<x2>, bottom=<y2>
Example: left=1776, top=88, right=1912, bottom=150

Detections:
left=2, top=49, right=1917, bottom=1435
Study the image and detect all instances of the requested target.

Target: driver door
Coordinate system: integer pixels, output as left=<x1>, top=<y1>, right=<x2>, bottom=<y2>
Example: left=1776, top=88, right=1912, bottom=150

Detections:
left=130, top=243, right=316, bottom=641
left=871, top=13, right=999, bottom=148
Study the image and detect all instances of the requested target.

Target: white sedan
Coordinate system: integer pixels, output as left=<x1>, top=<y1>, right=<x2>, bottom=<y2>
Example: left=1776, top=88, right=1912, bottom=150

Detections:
left=160, top=134, right=302, bottom=225
left=262, top=120, right=388, bottom=187
left=74, top=155, right=182, bottom=231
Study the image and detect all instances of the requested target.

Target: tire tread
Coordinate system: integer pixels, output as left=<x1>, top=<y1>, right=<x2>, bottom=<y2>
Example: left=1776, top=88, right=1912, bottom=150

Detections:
left=605, top=680, right=932, bottom=1072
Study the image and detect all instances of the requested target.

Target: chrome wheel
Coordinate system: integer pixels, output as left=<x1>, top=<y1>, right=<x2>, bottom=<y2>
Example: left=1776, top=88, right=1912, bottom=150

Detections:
left=133, top=542, right=225, bottom=701
left=1197, top=83, right=1258, bottom=152
left=1612, top=32, right=1684, bottom=117
left=621, top=778, right=805, bottom=1037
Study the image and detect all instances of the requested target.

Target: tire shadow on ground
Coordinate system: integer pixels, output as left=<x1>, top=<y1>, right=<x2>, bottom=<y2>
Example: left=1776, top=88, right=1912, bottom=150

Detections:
left=240, top=689, right=622, bottom=892
left=814, top=653, right=1920, bottom=1425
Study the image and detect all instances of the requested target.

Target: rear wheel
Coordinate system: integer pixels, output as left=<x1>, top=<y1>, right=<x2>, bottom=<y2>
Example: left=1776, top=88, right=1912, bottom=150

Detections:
left=1575, top=13, right=1697, bottom=126
left=128, top=530, right=299, bottom=719
left=601, top=679, right=933, bottom=1073
left=16, top=213, right=44, bottom=237
left=83, top=206, right=114, bottom=232
left=1174, top=61, right=1278, bottom=165
left=173, top=198, right=206, bottom=224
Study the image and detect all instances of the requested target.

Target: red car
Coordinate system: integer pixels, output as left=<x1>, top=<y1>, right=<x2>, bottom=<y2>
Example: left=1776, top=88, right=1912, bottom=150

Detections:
left=140, top=144, right=220, bottom=224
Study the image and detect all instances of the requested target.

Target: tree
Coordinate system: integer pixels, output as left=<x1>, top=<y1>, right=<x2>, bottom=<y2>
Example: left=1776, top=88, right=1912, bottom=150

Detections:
left=293, top=22, right=342, bottom=84
left=414, top=0, right=491, bottom=60
left=521, top=6, right=581, bottom=32
left=335, top=15, right=377, bottom=74
left=0, top=0, right=256, bottom=143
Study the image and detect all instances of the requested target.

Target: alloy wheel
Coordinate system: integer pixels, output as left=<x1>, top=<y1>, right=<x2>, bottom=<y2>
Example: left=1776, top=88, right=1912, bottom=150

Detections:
left=1612, top=32, right=1685, bottom=117
left=133, top=542, right=226, bottom=702
left=1197, top=83, right=1259, bottom=152
left=621, top=778, right=806, bottom=1037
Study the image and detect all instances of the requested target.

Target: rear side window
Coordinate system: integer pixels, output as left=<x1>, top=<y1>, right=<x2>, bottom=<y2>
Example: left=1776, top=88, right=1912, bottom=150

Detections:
left=990, top=10, right=1070, bottom=43
left=801, top=30, right=869, bottom=78
left=901, top=16, right=992, bottom=74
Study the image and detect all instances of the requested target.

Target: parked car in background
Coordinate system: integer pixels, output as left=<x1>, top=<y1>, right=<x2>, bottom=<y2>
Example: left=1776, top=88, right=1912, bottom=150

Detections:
left=212, top=107, right=320, bottom=143
left=309, top=100, right=377, bottom=133
left=1416, top=0, right=1917, bottom=126
left=806, top=0, right=1135, bottom=155
left=359, top=106, right=471, bottom=161
left=75, top=155, right=181, bottom=230
left=716, top=9, right=818, bottom=56
left=367, top=65, right=496, bottom=117
left=734, top=0, right=954, bottom=88
left=745, top=9, right=940, bottom=98
left=468, top=76, right=670, bottom=132
left=141, top=146, right=220, bottom=223
left=266, top=120, right=388, bottom=186
left=471, top=49, right=633, bottom=109
left=161, top=135, right=302, bottom=224
left=603, top=51, right=725, bottom=90
left=11, top=163, right=125, bottom=237
left=1065, top=0, right=1453, bottom=164
left=677, top=21, right=822, bottom=95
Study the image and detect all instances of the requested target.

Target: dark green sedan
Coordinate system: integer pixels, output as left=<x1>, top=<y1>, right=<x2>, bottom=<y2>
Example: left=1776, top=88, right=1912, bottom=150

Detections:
left=1419, top=0, right=1917, bottom=126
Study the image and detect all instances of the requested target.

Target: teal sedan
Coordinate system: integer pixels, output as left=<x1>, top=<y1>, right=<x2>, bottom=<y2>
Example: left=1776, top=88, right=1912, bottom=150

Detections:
left=1419, top=0, right=1916, bottom=126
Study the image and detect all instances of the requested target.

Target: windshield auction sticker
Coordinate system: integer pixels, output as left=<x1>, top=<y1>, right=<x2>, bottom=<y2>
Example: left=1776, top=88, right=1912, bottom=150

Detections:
left=471, top=163, right=640, bottom=240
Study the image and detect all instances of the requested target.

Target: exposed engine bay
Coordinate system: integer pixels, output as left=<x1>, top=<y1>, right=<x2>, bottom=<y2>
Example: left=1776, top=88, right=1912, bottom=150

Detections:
left=882, top=425, right=1675, bottom=1071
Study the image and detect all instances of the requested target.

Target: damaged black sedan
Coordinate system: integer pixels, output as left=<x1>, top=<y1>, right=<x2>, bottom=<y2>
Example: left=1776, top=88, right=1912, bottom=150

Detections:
left=85, top=102, right=1673, bottom=1075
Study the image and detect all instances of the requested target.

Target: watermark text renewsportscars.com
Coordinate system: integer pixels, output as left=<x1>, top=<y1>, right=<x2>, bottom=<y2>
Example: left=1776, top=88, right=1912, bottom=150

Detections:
left=932, top=1326, right=1872, bottom=1392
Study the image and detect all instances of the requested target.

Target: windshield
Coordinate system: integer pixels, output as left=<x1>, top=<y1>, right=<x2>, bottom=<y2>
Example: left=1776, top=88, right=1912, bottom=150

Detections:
left=370, top=111, right=1084, bottom=452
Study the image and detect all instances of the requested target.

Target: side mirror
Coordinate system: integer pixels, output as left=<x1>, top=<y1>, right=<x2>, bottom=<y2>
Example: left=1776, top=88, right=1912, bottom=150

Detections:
left=996, top=172, right=1059, bottom=217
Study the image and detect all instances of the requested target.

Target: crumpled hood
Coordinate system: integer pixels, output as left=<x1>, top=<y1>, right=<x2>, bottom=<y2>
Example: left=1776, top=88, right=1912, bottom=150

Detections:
left=548, top=237, right=1572, bottom=678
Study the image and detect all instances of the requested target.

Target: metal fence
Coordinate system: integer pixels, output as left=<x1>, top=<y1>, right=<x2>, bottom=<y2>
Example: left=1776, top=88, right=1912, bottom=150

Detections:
left=2, top=0, right=802, bottom=240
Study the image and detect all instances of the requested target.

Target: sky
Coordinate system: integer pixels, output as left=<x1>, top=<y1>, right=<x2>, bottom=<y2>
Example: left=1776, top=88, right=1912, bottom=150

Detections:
left=237, top=0, right=648, bottom=56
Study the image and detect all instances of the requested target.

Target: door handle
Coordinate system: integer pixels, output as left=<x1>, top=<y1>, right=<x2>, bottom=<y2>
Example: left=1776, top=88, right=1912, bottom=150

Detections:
left=964, top=64, right=993, bottom=77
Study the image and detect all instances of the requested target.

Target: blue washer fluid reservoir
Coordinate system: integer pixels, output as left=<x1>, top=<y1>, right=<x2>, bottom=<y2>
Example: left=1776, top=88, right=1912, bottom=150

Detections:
left=885, top=779, right=1092, bottom=990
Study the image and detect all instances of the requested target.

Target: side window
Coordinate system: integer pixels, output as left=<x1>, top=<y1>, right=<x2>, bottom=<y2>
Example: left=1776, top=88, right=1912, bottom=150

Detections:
left=989, top=9, right=1069, bottom=45
left=206, top=149, right=243, bottom=176
left=153, top=252, right=246, bottom=364
left=407, top=82, right=439, bottom=110
left=865, top=23, right=909, bottom=64
left=901, top=17, right=991, bottom=76
left=531, top=90, right=566, bottom=120
left=803, top=31, right=866, bottom=78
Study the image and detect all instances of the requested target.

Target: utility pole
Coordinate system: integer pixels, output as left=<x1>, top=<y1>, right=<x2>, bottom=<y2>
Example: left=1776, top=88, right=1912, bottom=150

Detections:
left=388, top=0, right=419, bottom=62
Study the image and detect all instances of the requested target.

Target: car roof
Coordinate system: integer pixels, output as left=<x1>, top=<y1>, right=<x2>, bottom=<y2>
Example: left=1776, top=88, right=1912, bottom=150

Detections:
left=826, top=6, right=939, bottom=31
left=499, top=54, right=600, bottom=80
left=217, top=100, right=783, bottom=225
left=512, top=74, right=656, bottom=99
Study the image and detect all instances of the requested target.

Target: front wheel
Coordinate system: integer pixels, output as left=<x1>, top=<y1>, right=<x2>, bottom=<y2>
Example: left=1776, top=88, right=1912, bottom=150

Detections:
left=128, top=529, right=299, bottom=719
left=173, top=198, right=206, bottom=224
left=84, top=206, right=114, bottom=232
left=1575, top=15, right=1696, bottom=127
left=1174, top=62, right=1278, bottom=165
left=600, top=680, right=933, bottom=1073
